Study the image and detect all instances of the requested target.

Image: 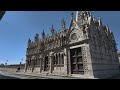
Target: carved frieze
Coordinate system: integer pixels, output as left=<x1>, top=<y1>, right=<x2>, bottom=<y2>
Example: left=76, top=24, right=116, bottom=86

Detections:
left=82, top=46, right=88, bottom=74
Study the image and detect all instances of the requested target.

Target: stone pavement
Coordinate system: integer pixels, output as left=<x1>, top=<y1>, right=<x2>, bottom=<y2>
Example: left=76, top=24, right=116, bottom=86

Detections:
left=0, top=72, right=83, bottom=79
left=1, top=68, right=120, bottom=79
left=14, top=73, right=83, bottom=79
left=10, top=72, right=120, bottom=79
left=0, top=68, right=79, bottom=79
left=0, top=67, right=89, bottom=79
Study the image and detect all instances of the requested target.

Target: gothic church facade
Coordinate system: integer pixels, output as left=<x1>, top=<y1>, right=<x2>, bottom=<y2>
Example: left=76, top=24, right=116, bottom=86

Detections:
left=25, top=11, right=119, bottom=78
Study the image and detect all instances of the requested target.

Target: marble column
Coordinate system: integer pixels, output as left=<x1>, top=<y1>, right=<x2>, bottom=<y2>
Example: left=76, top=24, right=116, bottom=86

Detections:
left=43, top=57, right=45, bottom=71
left=49, top=51, right=54, bottom=74
left=31, top=59, right=33, bottom=72
left=54, top=54, right=56, bottom=70
left=60, top=53, right=62, bottom=70
left=58, top=53, right=60, bottom=66
left=39, top=55, right=43, bottom=73
left=67, top=49, right=71, bottom=75
left=58, top=53, right=60, bottom=71
left=31, top=55, right=35, bottom=72
left=24, top=60, right=27, bottom=73
left=32, top=59, right=34, bottom=72
left=64, top=48, right=68, bottom=75
left=40, top=59, right=42, bottom=73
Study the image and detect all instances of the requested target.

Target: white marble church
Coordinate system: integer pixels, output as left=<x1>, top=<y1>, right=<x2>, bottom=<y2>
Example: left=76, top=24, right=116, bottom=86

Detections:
left=25, top=11, right=119, bottom=78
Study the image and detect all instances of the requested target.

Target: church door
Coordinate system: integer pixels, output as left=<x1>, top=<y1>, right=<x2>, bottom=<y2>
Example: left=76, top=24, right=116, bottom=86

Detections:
left=70, top=47, right=84, bottom=74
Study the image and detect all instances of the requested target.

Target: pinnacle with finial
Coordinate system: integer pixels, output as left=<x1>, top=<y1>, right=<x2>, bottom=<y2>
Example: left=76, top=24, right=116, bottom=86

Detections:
left=71, top=12, right=74, bottom=18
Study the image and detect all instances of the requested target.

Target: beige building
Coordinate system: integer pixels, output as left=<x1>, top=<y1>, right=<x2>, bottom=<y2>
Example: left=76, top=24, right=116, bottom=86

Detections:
left=25, top=11, right=119, bottom=79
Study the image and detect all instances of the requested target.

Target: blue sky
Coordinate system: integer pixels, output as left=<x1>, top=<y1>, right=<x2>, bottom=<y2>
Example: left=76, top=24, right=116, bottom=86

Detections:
left=0, top=11, right=120, bottom=65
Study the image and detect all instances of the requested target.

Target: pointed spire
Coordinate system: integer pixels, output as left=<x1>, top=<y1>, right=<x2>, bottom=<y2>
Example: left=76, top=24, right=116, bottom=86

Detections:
left=93, top=15, right=95, bottom=21
left=35, top=33, right=39, bottom=42
left=76, top=11, right=80, bottom=22
left=106, top=25, right=109, bottom=32
left=88, top=15, right=94, bottom=25
left=111, top=31, right=115, bottom=41
left=51, top=24, right=55, bottom=36
left=109, top=29, right=112, bottom=34
left=28, top=38, right=31, bottom=44
left=98, top=17, right=102, bottom=27
left=42, top=29, right=45, bottom=36
left=61, top=18, right=66, bottom=31
left=71, top=12, right=74, bottom=18
left=105, top=25, right=110, bottom=35
left=35, top=33, right=39, bottom=37
left=51, top=24, right=54, bottom=31
left=89, top=11, right=92, bottom=16
left=104, top=25, right=110, bottom=35
left=42, top=29, right=45, bottom=39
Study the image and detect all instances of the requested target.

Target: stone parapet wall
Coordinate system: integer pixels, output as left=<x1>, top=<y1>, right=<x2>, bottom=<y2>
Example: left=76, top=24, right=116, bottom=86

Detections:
left=0, top=64, right=25, bottom=69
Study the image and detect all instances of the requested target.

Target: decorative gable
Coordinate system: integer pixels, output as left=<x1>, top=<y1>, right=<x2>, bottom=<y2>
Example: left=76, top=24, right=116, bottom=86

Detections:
left=68, top=17, right=84, bottom=44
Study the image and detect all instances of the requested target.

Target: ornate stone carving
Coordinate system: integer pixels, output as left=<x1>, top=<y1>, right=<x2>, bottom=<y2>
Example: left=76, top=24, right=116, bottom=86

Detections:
left=25, top=11, right=119, bottom=78
left=31, top=55, right=35, bottom=60
left=39, top=54, right=43, bottom=59
left=49, top=51, right=54, bottom=56
left=82, top=46, right=88, bottom=74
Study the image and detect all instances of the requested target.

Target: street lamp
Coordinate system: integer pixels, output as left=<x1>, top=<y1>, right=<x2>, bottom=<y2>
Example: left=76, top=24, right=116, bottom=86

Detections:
left=20, top=59, right=23, bottom=65
left=5, top=60, right=8, bottom=66
left=19, top=59, right=24, bottom=69
left=21, top=59, right=23, bottom=64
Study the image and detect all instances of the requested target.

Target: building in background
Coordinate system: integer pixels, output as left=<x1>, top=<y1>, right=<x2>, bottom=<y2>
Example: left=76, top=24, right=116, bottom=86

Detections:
left=0, top=11, right=5, bottom=21
left=25, top=11, right=119, bottom=79
left=118, top=52, right=120, bottom=63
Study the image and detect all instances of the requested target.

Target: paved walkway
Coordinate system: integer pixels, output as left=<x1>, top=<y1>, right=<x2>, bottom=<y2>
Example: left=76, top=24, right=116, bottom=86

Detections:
left=0, top=68, right=72, bottom=79
left=0, top=68, right=84, bottom=79
left=0, top=68, right=86, bottom=79
left=1, top=68, right=120, bottom=79
left=0, top=72, right=81, bottom=79
left=14, top=73, right=83, bottom=79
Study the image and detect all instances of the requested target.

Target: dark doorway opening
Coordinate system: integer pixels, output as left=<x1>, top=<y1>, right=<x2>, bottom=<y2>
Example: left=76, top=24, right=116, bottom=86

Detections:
left=44, top=56, right=49, bottom=71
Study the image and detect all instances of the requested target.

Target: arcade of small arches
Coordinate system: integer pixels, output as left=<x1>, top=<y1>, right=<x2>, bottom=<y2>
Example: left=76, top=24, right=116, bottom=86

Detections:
left=25, top=52, right=65, bottom=72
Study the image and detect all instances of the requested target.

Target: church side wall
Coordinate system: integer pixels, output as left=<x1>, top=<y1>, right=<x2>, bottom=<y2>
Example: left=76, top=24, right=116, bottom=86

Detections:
left=89, top=27, right=119, bottom=78
left=84, top=44, right=94, bottom=78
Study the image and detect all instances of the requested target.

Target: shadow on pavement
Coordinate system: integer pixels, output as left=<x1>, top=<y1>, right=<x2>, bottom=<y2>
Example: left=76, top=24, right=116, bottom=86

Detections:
left=0, top=74, right=20, bottom=79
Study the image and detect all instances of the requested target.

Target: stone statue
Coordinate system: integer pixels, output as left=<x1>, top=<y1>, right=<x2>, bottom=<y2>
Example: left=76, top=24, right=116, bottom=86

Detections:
left=39, top=54, right=43, bottom=59
left=49, top=51, right=54, bottom=56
